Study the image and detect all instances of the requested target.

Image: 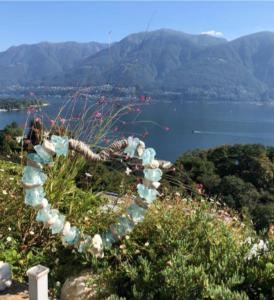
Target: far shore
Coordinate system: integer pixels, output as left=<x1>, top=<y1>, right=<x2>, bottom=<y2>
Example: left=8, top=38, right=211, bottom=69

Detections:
left=0, top=103, right=49, bottom=112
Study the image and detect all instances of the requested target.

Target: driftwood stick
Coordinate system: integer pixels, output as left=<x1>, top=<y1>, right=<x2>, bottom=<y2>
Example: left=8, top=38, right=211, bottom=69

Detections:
left=69, top=138, right=128, bottom=161
left=69, top=138, right=172, bottom=169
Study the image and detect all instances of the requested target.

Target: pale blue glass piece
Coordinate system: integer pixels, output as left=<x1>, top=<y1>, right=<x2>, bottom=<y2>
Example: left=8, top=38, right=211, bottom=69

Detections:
left=27, top=153, right=45, bottom=168
left=50, top=214, right=65, bottom=234
left=24, top=186, right=45, bottom=207
left=22, top=166, right=47, bottom=186
left=78, top=235, right=92, bottom=253
left=63, top=226, right=80, bottom=245
left=51, top=135, right=69, bottom=157
left=127, top=203, right=146, bottom=223
left=111, top=217, right=135, bottom=238
left=101, top=230, right=117, bottom=249
left=140, top=148, right=156, bottom=165
left=137, top=184, right=159, bottom=204
left=34, top=145, right=53, bottom=163
left=124, top=136, right=140, bottom=158
left=144, top=168, right=163, bottom=182
left=36, top=206, right=56, bottom=223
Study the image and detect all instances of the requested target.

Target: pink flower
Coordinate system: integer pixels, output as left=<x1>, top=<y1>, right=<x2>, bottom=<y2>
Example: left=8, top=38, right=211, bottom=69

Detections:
left=60, top=118, right=65, bottom=125
left=35, top=117, right=41, bottom=123
left=135, top=107, right=141, bottom=113
left=27, top=106, right=36, bottom=114
left=140, top=95, right=145, bottom=102
left=50, top=120, right=56, bottom=126
left=94, top=111, right=102, bottom=119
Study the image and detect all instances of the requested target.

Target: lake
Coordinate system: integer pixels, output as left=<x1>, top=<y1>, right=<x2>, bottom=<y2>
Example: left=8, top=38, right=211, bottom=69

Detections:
left=1, top=97, right=274, bottom=162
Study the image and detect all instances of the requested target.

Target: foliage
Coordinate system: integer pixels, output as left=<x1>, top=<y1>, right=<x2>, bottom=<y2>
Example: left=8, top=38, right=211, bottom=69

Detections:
left=173, top=144, right=274, bottom=230
left=102, top=200, right=274, bottom=300
left=0, top=157, right=273, bottom=299
left=0, top=122, right=23, bottom=155
left=76, top=160, right=136, bottom=195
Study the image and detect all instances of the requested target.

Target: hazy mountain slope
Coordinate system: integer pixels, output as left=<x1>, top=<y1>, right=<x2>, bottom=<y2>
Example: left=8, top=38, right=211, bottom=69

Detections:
left=0, top=41, right=107, bottom=86
left=61, top=29, right=227, bottom=87
left=1, top=29, right=274, bottom=101
left=61, top=29, right=274, bottom=101
left=229, top=32, right=274, bottom=89
left=163, top=40, right=268, bottom=100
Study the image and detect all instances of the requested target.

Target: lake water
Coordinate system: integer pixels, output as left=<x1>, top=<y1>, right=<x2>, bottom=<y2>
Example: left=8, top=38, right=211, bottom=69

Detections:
left=1, top=97, right=274, bottom=161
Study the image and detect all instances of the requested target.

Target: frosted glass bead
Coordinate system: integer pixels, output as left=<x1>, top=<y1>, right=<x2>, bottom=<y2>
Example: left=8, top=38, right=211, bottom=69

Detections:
left=78, top=235, right=92, bottom=253
left=24, top=186, right=45, bottom=207
left=124, top=136, right=140, bottom=158
left=101, top=230, right=117, bottom=249
left=34, top=145, right=53, bottom=163
left=50, top=214, right=65, bottom=234
left=22, top=166, right=47, bottom=186
left=36, top=207, right=60, bottom=225
left=137, top=184, right=159, bottom=204
left=141, top=148, right=156, bottom=165
left=63, top=226, right=80, bottom=245
left=127, top=203, right=146, bottom=223
left=27, top=153, right=44, bottom=169
left=51, top=135, right=69, bottom=157
left=144, top=168, right=163, bottom=182
left=111, top=217, right=134, bottom=238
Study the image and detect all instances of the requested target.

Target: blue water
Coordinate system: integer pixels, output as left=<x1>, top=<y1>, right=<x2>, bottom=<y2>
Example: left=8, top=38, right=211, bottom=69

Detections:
left=1, top=98, right=274, bottom=161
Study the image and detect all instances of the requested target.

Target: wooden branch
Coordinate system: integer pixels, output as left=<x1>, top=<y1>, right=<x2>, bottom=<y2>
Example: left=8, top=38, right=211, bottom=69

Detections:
left=69, top=138, right=172, bottom=169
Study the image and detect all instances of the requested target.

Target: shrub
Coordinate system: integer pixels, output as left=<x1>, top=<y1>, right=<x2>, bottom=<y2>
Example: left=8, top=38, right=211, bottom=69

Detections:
left=173, top=144, right=274, bottom=230
left=101, top=201, right=274, bottom=300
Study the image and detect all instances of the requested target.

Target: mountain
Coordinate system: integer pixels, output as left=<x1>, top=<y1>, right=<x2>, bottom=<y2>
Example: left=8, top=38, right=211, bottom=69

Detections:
left=0, top=41, right=107, bottom=86
left=1, top=29, right=274, bottom=101
left=59, top=29, right=274, bottom=101
left=60, top=29, right=228, bottom=88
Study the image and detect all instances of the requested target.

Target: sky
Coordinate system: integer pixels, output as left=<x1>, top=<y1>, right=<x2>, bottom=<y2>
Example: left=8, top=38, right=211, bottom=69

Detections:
left=1, top=1, right=274, bottom=51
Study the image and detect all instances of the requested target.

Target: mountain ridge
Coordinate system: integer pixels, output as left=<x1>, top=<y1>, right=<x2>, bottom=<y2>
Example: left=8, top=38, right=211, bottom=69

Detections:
left=1, top=29, right=274, bottom=101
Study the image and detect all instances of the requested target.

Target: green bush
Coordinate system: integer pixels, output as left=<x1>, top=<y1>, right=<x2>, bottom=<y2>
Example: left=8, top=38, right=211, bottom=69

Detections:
left=101, top=201, right=273, bottom=300
left=173, top=144, right=274, bottom=230
left=253, top=203, right=274, bottom=231
left=0, top=122, right=23, bottom=155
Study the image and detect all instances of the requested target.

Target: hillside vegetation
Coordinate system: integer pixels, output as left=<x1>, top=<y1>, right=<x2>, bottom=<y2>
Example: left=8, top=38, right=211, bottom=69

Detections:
left=0, top=158, right=273, bottom=299
left=173, top=144, right=274, bottom=231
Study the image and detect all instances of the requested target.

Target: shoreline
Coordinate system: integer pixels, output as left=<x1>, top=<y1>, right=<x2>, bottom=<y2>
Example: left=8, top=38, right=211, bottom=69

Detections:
left=0, top=103, right=49, bottom=112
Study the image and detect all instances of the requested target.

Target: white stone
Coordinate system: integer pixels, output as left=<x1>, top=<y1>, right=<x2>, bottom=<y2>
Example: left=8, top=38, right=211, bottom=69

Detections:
left=42, top=139, right=56, bottom=155
left=90, top=234, right=104, bottom=258
left=61, top=272, right=104, bottom=300
left=136, top=141, right=145, bottom=157
left=144, top=159, right=160, bottom=169
left=0, top=261, right=12, bottom=291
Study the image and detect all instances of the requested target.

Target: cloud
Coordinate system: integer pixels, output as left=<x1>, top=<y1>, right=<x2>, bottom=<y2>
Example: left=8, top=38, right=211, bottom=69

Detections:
left=201, top=30, right=224, bottom=38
